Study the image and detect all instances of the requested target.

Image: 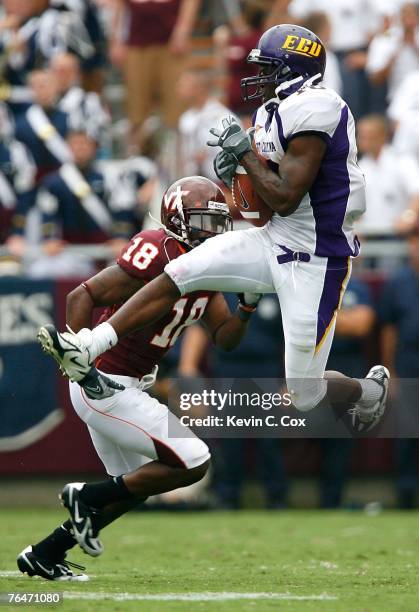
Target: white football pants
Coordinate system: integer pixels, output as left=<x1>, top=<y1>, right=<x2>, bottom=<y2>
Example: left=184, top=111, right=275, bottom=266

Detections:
left=70, top=374, right=210, bottom=477
left=165, top=227, right=352, bottom=411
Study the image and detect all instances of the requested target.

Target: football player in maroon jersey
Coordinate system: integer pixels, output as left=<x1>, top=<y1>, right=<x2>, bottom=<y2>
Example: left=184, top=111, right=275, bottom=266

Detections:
left=20, top=176, right=262, bottom=581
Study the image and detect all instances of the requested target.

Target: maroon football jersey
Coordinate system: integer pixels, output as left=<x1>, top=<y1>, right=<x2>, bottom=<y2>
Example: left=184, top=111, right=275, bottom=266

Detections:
left=96, top=228, right=213, bottom=379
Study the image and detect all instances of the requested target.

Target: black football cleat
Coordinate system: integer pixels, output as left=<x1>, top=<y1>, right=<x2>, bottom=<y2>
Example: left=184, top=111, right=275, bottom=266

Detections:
left=60, top=483, right=103, bottom=557
left=17, top=545, right=88, bottom=581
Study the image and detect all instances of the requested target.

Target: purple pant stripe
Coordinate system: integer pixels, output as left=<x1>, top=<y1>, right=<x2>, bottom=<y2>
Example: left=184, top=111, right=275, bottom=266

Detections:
left=316, top=257, right=350, bottom=348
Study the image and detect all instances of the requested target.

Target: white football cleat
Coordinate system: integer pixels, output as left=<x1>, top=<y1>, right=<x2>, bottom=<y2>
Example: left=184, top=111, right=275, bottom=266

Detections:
left=38, top=324, right=92, bottom=382
left=349, top=365, right=390, bottom=432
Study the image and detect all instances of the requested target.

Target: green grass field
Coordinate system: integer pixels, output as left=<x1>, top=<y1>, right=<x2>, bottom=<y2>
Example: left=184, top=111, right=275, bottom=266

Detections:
left=0, top=509, right=418, bottom=611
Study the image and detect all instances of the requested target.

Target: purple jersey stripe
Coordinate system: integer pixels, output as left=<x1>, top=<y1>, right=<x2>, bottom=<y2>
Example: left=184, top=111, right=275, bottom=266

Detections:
left=251, top=109, right=258, bottom=127
left=316, top=256, right=350, bottom=351
left=309, top=105, right=353, bottom=257
left=274, top=109, right=288, bottom=152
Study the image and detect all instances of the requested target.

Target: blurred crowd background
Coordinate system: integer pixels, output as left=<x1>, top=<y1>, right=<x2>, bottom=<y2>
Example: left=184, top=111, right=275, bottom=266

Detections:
left=0, top=0, right=419, bottom=510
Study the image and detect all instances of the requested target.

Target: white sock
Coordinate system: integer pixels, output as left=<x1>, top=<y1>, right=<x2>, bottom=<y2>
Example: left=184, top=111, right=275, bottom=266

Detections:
left=88, top=322, right=118, bottom=361
left=357, top=378, right=382, bottom=409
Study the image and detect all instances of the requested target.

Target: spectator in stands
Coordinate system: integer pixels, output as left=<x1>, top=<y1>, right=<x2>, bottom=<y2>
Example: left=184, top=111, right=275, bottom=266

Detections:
left=388, top=69, right=419, bottom=165
left=207, top=0, right=253, bottom=35
left=97, top=155, right=158, bottom=233
left=14, top=70, right=70, bottom=182
left=177, top=69, right=234, bottom=181
left=0, top=0, right=97, bottom=103
left=32, top=130, right=135, bottom=278
left=110, top=0, right=201, bottom=148
left=289, top=0, right=383, bottom=119
left=50, top=0, right=108, bottom=92
left=356, top=114, right=419, bottom=236
left=388, top=68, right=419, bottom=121
left=302, top=11, right=342, bottom=94
left=178, top=294, right=288, bottom=509
left=214, top=0, right=266, bottom=119
left=50, top=53, right=111, bottom=155
left=264, top=0, right=293, bottom=30
left=379, top=222, right=419, bottom=508
left=320, top=275, right=376, bottom=508
left=0, top=1, right=33, bottom=113
left=0, top=102, right=36, bottom=257
left=366, top=1, right=419, bottom=103
left=392, top=110, right=419, bottom=166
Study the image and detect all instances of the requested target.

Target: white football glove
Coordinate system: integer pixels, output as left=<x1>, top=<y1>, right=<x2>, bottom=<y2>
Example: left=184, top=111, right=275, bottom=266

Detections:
left=208, top=116, right=253, bottom=162
left=67, top=327, right=125, bottom=399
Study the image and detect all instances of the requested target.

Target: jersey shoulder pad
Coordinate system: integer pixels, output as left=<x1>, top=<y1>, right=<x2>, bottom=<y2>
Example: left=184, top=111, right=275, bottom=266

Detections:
left=278, top=87, right=342, bottom=142
left=117, top=229, right=185, bottom=281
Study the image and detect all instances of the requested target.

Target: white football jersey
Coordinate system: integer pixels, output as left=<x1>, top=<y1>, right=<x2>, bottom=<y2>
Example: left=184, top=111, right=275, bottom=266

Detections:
left=253, top=85, right=366, bottom=257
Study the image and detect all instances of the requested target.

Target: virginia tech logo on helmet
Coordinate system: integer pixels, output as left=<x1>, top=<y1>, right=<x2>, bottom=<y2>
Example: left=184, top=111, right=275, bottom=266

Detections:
left=282, top=35, right=322, bottom=58
left=163, top=186, right=190, bottom=211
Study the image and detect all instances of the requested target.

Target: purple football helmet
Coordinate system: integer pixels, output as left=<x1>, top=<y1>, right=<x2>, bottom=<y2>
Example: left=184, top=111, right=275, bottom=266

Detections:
left=241, top=24, right=326, bottom=101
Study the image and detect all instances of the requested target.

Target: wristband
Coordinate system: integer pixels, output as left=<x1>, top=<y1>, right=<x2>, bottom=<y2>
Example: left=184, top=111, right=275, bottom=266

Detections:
left=89, top=322, right=118, bottom=360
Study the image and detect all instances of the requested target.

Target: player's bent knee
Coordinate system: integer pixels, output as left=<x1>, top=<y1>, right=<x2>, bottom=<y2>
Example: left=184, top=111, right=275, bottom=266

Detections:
left=178, top=458, right=210, bottom=488
left=189, top=458, right=210, bottom=482
left=174, top=437, right=211, bottom=485
left=289, top=379, right=328, bottom=412
left=292, top=396, right=320, bottom=412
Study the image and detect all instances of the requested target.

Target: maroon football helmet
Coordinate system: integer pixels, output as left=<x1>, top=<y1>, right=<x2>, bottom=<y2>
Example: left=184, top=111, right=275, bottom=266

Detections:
left=161, top=176, right=232, bottom=247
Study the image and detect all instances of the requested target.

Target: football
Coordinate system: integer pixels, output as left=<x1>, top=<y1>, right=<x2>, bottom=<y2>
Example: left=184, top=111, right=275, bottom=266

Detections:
left=231, top=164, right=273, bottom=227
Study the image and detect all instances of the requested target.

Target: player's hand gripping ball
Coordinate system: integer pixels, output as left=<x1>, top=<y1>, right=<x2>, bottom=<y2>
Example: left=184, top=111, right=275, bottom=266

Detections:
left=231, top=159, right=273, bottom=227
left=213, top=150, right=237, bottom=189
left=208, top=115, right=273, bottom=227
left=207, top=116, right=253, bottom=161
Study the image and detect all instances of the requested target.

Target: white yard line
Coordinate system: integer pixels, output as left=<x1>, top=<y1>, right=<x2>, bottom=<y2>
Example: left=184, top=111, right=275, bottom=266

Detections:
left=63, top=592, right=338, bottom=602
left=1, top=572, right=338, bottom=602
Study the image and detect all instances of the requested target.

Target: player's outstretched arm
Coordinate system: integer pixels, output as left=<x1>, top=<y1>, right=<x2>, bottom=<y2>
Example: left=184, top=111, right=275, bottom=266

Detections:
left=104, top=272, right=181, bottom=341
left=102, top=277, right=260, bottom=351
left=240, top=135, right=327, bottom=217
left=37, top=265, right=150, bottom=395
left=66, top=265, right=146, bottom=332
left=202, top=292, right=261, bottom=351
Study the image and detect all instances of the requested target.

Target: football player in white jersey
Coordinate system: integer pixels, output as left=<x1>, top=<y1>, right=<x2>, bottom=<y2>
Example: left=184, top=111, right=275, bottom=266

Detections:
left=38, top=25, right=389, bottom=432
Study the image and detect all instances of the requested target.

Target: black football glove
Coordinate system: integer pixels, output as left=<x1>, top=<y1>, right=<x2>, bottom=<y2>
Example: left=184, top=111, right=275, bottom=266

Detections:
left=207, top=116, right=253, bottom=162
left=80, top=366, right=125, bottom=400
left=214, top=150, right=237, bottom=189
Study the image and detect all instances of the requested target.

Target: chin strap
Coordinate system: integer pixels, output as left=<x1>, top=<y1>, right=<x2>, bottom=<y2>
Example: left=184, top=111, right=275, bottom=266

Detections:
left=275, top=75, right=303, bottom=96
left=148, top=212, right=192, bottom=247
left=303, top=73, right=323, bottom=88
left=275, top=72, right=322, bottom=98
